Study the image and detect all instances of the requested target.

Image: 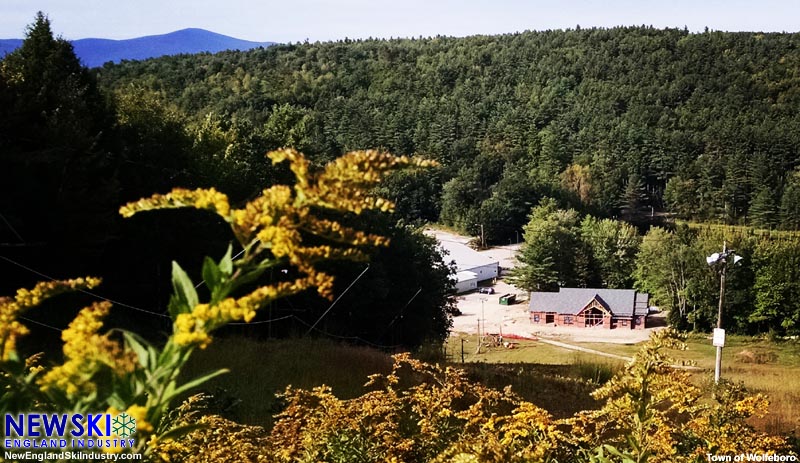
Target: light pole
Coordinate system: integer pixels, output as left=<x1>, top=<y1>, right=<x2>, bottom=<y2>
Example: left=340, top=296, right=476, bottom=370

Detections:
left=706, top=241, right=743, bottom=384
left=476, top=297, right=487, bottom=354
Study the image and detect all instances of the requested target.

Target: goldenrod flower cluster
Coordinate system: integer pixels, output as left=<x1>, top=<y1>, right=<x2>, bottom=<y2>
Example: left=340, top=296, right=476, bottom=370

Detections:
left=147, top=393, right=272, bottom=462
left=0, top=277, right=101, bottom=360
left=566, top=329, right=794, bottom=462
left=264, top=353, right=563, bottom=462
left=119, top=149, right=434, bottom=349
left=119, top=187, right=230, bottom=218
left=174, top=276, right=332, bottom=349
left=120, top=338, right=792, bottom=463
left=152, top=412, right=271, bottom=462
left=38, top=301, right=136, bottom=398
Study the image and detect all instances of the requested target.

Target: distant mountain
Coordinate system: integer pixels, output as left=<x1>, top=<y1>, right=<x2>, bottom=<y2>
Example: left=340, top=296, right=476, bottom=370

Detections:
left=0, top=39, right=22, bottom=58
left=0, top=28, right=274, bottom=67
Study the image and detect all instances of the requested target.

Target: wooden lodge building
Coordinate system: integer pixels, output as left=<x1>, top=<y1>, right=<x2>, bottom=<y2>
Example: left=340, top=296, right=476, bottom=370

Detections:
left=529, top=288, right=650, bottom=329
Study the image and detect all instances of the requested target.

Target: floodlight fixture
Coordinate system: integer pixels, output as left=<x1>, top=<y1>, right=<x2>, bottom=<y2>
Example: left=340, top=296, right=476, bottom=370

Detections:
left=707, top=242, right=743, bottom=384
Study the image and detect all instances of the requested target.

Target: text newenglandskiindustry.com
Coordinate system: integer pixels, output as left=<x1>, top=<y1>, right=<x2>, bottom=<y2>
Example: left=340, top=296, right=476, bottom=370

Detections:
left=5, top=450, right=142, bottom=461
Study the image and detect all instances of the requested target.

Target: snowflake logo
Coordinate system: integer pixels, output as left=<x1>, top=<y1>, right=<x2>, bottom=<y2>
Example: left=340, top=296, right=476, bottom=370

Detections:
left=112, top=413, right=137, bottom=438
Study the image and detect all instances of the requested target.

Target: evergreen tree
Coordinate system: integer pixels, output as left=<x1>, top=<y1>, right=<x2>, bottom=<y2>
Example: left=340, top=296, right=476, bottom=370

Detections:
left=779, top=171, right=800, bottom=230
left=748, top=188, right=778, bottom=229
left=620, top=173, right=648, bottom=222
left=0, top=12, right=116, bottom=252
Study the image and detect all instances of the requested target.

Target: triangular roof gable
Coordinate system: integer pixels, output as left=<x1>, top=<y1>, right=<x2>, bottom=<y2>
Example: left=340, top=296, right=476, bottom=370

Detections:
left=576, top=295, right=613, bottom=317
left=529, top=288, right=648, bottom=316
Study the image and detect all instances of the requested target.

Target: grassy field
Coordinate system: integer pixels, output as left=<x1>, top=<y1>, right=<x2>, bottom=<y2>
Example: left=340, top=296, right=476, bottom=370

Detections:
left=180, top=333, right=798, bottom=437
left=180, top=337, right=392, bottom=428
left=180, top=335, right=610, bottom=426
left=449, top=332, right=800, bottom=436
left=681, top=220, right=800, bottom=240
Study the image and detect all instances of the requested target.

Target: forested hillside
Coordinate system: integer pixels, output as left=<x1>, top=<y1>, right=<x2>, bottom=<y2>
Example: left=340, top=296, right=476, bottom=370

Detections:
left=0, top=14, right=454, bottom=350
left=96, top=27, right=800, bottom=241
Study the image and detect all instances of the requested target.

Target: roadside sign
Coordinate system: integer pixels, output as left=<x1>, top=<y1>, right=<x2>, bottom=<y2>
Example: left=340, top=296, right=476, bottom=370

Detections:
left=712, top=328, right=725, bottom=347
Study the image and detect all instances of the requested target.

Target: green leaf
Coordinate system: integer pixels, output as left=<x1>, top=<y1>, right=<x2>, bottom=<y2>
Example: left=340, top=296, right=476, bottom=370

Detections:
left=228, top=258, right=280, bottom=294
left=202, top=256, right=222, bottom=291
left=169, top=261, right=198, bottom=317
left=170, top=368, right=229, bottom=399
left=122, top=331, right=152, bottom=369
left=220, top=244, right=233, bottom=276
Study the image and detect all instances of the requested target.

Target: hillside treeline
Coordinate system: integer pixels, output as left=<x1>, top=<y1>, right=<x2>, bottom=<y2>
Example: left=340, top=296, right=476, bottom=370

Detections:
left=96, top=26, right=800, bottom=241
left=0, top=13, right=453, bottom=350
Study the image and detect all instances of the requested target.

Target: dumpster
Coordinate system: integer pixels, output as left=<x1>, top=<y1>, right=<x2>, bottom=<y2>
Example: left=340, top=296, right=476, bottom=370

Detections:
left=499, top=293, right=516, bottom=305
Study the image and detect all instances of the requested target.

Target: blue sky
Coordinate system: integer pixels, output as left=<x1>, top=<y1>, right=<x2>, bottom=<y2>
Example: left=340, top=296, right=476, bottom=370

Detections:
left=2, top=0, right=799, bottom=42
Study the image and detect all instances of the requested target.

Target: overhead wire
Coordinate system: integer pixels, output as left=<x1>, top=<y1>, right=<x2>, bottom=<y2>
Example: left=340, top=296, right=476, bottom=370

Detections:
left=303, top=264, right=370, bottom=337
left=0, top=253, right=408, bottom=346
left=19, top=315, right=63, bottom=332
left=0, top=253, right=170, bottom=319
left=0, top=212, right=25, bottom=243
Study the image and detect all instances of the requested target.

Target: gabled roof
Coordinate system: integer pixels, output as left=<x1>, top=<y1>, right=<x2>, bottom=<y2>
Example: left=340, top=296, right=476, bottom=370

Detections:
left=436, top=240, right=498, bottom=271
left=529, top=288, right=649, bottom=317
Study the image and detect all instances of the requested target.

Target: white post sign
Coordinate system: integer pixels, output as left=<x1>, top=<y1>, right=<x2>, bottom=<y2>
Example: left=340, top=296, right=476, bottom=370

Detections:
left=712, top=328, right=725, bottom=347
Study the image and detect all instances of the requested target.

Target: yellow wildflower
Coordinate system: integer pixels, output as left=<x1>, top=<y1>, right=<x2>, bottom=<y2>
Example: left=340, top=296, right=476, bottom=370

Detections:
left=39, top=302, right=137, bottom=398
left=0, top=277, right=102, bottom=360
left=121, top=149, right=435, bottom=351
left=119, top=187, right=231, bottom=219
left=172, top=276, right=325, bottom=348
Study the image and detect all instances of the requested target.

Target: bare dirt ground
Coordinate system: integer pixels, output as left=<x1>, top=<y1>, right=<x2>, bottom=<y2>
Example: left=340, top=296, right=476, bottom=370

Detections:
left=430, top=228, right=666, bottom=345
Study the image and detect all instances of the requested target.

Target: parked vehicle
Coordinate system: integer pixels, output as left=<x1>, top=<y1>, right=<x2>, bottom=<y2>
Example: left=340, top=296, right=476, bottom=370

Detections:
left=478, top=287, right=495, bottom=294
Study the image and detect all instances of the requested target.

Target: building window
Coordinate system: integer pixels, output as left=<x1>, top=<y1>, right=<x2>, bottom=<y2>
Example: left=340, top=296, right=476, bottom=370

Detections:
left=533, top=314, right=540, bottom=322
left=563, top=316, right=573, bottom=325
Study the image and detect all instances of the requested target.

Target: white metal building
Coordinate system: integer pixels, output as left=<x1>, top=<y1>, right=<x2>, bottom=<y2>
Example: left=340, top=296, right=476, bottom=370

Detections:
left=437, top=239, right=500, bottom=293
left=455, top=271, right=479, bottom=293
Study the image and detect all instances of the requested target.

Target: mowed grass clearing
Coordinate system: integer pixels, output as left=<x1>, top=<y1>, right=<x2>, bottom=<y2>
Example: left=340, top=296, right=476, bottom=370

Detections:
left=453, top=332, right=800, bottom=436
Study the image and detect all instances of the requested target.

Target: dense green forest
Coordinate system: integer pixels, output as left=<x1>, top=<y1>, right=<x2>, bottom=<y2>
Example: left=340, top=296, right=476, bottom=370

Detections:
left=89, top=27, right=800, bottom=337
left=4, top=15, right=800, bottom=340
left=0, top=14, right=454, bottom=350
left=90, top=27, right=800, bottom=334
left=96, top=26, right=800, bottom=242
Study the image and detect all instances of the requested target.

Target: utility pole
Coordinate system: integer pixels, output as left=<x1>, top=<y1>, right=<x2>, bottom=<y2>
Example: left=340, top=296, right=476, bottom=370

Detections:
left=707, top=241, right=742, bottom=385
left=714, top=242, right=727, bottom=384
left=479, top=223, right=485, bottom=249
left=475, top=318, right=482, bottom=354
left=476, top=297, right=487, bottom=354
